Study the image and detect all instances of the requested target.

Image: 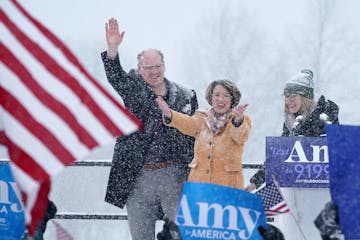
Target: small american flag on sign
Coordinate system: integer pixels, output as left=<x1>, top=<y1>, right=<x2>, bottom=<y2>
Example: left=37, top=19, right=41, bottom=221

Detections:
left=255, top=180, right=290, bottom=217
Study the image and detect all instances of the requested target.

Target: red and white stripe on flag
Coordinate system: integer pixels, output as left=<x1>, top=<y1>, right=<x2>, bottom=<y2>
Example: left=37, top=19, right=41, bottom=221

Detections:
left=0, top=0, right=142, bottom=236
left=51, top=220, right=74, bottom=240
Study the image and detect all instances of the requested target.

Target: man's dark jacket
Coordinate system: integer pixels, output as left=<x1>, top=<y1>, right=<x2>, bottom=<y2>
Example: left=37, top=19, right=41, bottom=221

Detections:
left=101, top=52, right=198, bottom=208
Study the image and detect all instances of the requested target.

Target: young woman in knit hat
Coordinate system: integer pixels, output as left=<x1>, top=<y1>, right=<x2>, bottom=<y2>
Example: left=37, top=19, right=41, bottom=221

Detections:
left=246, top=68, right=339, bottom=190
left=282, top=69, right=342, bottom=240
left=282, top=69, right=339, bottom=137
left=245, top=69, right=341, bottom=240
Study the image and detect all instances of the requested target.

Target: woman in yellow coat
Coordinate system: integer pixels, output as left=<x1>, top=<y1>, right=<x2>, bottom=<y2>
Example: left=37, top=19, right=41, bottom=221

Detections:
left=156, top=79, right=251, bottom=189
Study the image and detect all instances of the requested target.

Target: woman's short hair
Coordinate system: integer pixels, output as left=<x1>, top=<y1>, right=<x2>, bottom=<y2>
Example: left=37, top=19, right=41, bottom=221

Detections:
left=205, top=80, right=241, bottom=109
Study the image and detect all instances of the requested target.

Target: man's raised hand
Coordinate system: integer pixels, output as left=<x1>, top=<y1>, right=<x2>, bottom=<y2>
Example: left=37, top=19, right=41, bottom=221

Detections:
left=105, top=18, right=125, bottom=59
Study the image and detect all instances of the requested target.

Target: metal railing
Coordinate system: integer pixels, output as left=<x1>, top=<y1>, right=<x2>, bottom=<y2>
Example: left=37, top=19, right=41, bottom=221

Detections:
left=1, top=159, right=264, bottom=221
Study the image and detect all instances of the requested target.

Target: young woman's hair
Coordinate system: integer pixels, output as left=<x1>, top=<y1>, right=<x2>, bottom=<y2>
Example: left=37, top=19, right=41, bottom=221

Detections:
left=284, top=96, right=316, bottom=119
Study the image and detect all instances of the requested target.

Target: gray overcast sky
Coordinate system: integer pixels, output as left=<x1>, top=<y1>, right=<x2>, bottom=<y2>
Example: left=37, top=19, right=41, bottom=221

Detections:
left=19, top=0, right=360, bottom=68
left=20, top=0, right=214, bottom=56
left=20, top=0, right=360, bottom=38
left=17, top=1, right=309, bottom=54
left=6, top=0, right=360, bottom=123
left=13, top=0, right=360, bottom=127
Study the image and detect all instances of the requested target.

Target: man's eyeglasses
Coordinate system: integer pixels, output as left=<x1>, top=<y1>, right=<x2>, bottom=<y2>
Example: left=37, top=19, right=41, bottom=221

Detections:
left=141, top=64, right=163, bottom=71
left=283, top=93, right=298, bottom=100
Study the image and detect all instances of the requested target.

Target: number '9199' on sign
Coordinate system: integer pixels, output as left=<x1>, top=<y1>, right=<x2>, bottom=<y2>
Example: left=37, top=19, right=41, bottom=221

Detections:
left=294, top=164, right=329, bottom=179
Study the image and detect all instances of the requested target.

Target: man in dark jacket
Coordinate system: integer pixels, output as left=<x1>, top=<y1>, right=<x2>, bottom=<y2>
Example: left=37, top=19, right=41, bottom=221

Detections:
left=101, top=18, right=198, bottom=240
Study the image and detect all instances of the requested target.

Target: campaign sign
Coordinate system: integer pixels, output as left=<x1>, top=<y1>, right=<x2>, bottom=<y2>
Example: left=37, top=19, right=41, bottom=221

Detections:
left=175, top=181, right=267, bottom=240
left=0, top=163, right=25, bottom=239
left=265, top=137, right=329, bottom=188
left=326, top=125, right=360, bottom=239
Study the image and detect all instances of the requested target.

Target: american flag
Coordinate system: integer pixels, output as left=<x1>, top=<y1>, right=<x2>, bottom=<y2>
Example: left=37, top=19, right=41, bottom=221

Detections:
left=255, top=179, right=290, bottom=217
left=0, top=0, right=141, bottom=236
left=52, top=220, right=73, bottom=240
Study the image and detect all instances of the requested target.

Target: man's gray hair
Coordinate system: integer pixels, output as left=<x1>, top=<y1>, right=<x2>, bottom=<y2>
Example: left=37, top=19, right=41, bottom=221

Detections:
left=137, top=49, right=164, bottom=64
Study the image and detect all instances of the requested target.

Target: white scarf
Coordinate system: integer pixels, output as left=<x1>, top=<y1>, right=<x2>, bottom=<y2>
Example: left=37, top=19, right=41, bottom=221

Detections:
left=209, top=109, right=228, bottom=135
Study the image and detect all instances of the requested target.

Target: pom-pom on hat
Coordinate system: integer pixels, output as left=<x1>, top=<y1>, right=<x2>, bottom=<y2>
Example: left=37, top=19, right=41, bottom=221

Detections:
left=284, top=69, right=314, bottom=99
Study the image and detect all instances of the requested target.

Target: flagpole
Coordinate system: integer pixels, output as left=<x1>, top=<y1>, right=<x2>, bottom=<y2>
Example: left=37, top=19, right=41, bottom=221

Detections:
left=271, top=175, right=309, bottom=240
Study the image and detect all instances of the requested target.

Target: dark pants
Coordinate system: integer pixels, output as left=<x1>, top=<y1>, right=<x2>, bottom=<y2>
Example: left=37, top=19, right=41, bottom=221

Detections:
left=126, top=165, right=184, bottom=240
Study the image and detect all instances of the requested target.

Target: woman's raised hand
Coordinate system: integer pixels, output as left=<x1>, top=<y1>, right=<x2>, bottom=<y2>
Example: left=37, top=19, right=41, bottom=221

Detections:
left=231, top=103, right=249, bottom=122
left=156, top=96, right=171, bottom=118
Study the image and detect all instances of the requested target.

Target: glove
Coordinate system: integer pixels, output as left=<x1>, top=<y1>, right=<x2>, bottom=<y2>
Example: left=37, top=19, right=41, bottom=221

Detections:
left=314, top=96, right=339, bottom=125
left=38, top=200, right=57, bottom=233
left=258, top=224, right=285, bottom=240
left=250, top=169, right=266, bottom=189
left=157, top=218, right=181, bottom=240
left=314, top=202, right=344, bottom=240
left=324, top=99, right=339, bottom=124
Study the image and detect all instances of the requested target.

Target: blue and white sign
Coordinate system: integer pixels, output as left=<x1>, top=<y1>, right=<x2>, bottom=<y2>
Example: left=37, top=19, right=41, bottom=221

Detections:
left=326, top=125, right=360, bottom=239
left=266, top=137, right=329, bottom=188
left=0, top=163, right=25, bottom=239
left=175, top=182, right=267, bottom=240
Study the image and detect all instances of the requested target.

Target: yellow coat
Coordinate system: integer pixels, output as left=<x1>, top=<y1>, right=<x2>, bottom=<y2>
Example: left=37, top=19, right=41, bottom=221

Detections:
left=166, top=109, right=251, bottom=189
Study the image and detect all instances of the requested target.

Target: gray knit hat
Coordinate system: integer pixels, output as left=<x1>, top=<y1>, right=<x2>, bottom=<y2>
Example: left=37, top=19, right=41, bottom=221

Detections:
left=284, top=69, right=314, bottom=99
